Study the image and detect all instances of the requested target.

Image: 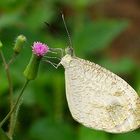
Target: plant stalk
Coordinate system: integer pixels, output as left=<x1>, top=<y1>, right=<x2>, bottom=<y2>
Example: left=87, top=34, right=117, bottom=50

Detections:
left=0, top=80, right=29, bottom=128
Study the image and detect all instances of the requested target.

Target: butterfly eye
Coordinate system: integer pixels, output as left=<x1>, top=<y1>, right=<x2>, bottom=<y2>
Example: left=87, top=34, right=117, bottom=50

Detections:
left=65, top=47, right=74, bottom=56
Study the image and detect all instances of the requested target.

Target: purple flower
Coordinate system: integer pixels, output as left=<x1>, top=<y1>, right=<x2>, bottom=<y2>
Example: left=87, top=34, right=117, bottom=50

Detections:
left=32, top=42, right=49, bottom=57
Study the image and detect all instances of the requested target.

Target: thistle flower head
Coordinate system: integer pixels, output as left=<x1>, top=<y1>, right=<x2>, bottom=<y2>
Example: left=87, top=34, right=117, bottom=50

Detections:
left=32, top=42, right=49, bottom=57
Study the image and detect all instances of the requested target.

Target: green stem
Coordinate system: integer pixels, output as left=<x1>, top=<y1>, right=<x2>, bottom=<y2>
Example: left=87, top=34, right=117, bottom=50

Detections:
left=0, top=50, right=18, bottom=134
left=0, top=80, right=29, bottom=128
left=0, top=50, right=7, bottom=66
left=8, top=53, right=17, bottom=66
left=0, top=50, right=14, bottom=121
left=8, top=53, right=17, bottom=137
left=0, top=50, right=14, bottom=127
left=0, top=50, right=13, bottom=110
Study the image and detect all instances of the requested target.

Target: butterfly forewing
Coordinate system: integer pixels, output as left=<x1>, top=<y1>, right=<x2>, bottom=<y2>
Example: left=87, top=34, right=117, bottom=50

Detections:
left=60, top=54, right=140, bottom=133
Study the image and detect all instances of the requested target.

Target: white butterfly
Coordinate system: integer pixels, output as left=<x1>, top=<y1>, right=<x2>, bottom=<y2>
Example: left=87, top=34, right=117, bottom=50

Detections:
left=59, top=47, right=140, bottom=133
left=48, top=14, right=140, bottom=133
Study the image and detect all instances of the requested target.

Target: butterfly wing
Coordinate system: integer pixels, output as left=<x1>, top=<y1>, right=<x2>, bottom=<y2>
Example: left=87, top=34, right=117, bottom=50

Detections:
left=61, top=54, right=140, bottom=133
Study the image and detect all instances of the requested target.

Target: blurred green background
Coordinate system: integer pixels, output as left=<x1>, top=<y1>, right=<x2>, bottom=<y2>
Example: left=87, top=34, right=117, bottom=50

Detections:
left=0, top=0, right=140, bottom=140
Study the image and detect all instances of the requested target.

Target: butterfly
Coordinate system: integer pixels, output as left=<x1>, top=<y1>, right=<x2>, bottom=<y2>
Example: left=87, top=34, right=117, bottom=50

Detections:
left=48, top=14, right=140, bottom=133
left=59, top=48, right=140, bottom=133
left=54, top=14, right=140, bottom=134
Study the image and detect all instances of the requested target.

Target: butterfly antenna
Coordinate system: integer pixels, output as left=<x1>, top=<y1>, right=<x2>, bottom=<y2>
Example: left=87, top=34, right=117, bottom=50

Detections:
left=62, top=14, right=72, bottom=48
left=61, top=13, right=74, bottom=56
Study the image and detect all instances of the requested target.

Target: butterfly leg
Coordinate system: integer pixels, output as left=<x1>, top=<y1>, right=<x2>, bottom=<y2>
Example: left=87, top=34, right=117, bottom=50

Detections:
left=44, top=56, right=61, bottom=60
left=43, top=60, right=61, bottom=69
left=49, top=48, right=64, bottom=58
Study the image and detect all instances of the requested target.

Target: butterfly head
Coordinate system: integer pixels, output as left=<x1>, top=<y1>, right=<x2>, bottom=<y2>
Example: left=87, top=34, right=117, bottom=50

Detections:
left=65, top=46, right=74, bottom=56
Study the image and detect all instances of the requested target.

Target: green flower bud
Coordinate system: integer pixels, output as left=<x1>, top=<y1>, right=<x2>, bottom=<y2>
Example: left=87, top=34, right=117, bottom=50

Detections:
left=13, top=35, right=26, bottom=54
left=23, top=54, right=41, bottom=80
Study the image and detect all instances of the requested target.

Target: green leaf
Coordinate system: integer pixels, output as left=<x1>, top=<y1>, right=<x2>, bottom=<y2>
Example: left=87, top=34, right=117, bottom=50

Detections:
left=78, top=126, right=109, bottom=140
left=0, top=128, right=10, bottom=140
left=0, top=41, right=3, bottom=48
left=111, top=131, right=140, bottom=140
left=0, top=13, right=20, bottom=29
left=73, top=20, right=129, bottom=56
left=99, top=57, right=136, bottom=74
left=61, top=0, right=102, bottom=7
left=29, top=118, right=76, bottom=140
left=0, top=0, right=14, bottom=7
left=74, top=0, right=102, bottom=7
left=25, top=3, right=55, bottom=31
left=0, top=71, right=8, bottom=95
left=132, top=67, right=140, bottom=95
left=22, top=87, right=36, bottom=106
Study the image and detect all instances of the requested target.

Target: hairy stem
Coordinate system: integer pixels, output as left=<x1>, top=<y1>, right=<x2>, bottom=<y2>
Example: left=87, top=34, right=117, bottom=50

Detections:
left=0, top=80, right=29, bottom=128
left=8, top=53, right=17, bottom=137
left=0, top=51, right=18, bottom=138
left=0, top=50, right=13, bottom=118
